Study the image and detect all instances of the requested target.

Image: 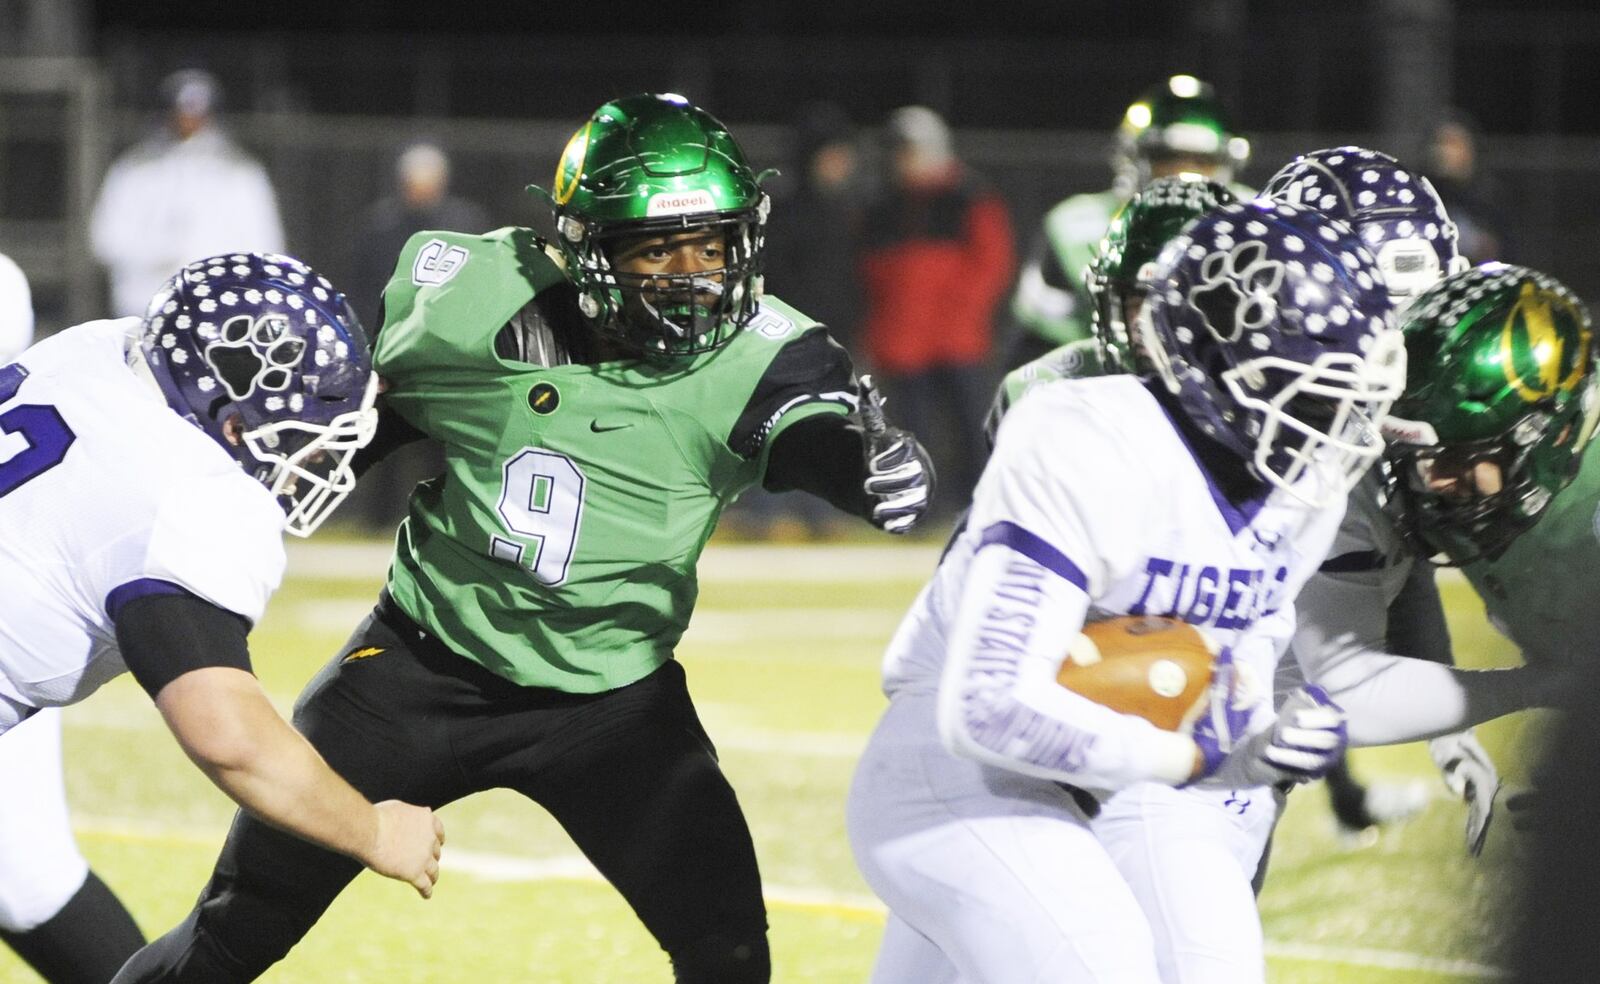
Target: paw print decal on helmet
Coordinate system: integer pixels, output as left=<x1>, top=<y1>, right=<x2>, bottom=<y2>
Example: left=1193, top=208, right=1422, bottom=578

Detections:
left=139, top=252, right=377, bottom=537
left=1189, top=239, right=1286, bottom=343
left=204, top=314, right=306, bottom=400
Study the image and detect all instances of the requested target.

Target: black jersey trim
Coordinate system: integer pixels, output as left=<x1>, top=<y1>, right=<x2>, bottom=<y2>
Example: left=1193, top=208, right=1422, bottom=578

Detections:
left=728, top=327, right=857, bottom=460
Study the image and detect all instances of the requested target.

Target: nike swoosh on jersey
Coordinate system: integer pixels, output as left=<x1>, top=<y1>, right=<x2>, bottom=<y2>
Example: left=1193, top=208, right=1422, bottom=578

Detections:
left=590, top=419, right=634, bottom=433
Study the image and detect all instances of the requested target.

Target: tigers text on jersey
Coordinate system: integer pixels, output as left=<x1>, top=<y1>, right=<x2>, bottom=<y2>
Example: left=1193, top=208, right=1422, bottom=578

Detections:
left=0, top=319, right=285, bottom=720
left=375, top=228, right=855, bottom=693
left=884, top=375, right=1345, bottom=790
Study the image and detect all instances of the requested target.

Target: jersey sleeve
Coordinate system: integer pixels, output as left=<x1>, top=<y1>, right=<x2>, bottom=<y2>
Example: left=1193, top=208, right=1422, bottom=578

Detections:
left=373, top=228, right=564, bottom=389
left=125, top=473, right=287, bottom=626
left=936, top=390, right=1197, bottom=789
left=1291, top=487, right=1544, bottom=745
left=726, top=323, right=857, bottom=463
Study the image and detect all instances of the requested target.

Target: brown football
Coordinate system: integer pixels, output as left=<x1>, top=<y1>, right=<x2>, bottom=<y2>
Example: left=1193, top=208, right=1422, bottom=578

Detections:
left=1057, top=615, right=1215, bottom=732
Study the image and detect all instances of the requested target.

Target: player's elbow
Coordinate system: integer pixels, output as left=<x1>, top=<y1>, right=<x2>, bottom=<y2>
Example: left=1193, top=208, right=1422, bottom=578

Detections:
left=156, top=668, right=275, bottom=776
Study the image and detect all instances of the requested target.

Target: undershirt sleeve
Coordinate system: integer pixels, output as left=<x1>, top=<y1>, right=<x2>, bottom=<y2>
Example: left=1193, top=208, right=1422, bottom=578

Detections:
left=114, top=591, right=254, bottom=700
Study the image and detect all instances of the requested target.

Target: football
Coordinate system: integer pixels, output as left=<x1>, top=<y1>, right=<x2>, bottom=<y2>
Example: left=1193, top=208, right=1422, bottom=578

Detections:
left=1058, top=615, right=1216, bottom=731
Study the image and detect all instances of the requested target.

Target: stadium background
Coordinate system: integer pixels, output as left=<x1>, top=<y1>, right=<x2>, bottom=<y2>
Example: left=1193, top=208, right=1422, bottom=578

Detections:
left=0, top=1, right=1587, bottom=980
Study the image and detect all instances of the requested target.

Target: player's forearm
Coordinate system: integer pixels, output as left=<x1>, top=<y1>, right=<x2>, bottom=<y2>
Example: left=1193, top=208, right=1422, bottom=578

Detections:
left=156, top=670, right=381, bottom=864
left=1315, top=653, right=1557, bottom=746
left=762, top=414, right=871, bottom=515
left=936, top=542, right=1199, bottom=788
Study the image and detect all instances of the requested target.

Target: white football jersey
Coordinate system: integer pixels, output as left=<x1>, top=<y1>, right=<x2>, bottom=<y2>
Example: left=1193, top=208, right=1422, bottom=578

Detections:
left=883, top=376, right=1346, bottom=789
left=1282, top=471, right=1415, bottom=695
left=0, top=319, right=286, bottom=719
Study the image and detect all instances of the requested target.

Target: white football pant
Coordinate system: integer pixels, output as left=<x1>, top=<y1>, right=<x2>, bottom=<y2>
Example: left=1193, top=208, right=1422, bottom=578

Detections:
left=1093, top=780, right=1278, bottom=984
left=848, top=692, right=1164, bottom=983
left=0, top=708, right=89, bottom=931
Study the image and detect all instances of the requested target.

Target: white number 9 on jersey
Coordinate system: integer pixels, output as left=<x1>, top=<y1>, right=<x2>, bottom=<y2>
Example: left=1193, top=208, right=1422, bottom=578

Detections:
left=492, top=448, right=586, bottom=585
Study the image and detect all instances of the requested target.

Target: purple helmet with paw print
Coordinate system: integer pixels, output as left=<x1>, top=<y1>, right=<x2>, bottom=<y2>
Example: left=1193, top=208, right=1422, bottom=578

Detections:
left=136, top=252, right=378, bottom=537
left=1141, top=199, right=1407, bottom=505
left=1262, top=147, right=1467, bottom=311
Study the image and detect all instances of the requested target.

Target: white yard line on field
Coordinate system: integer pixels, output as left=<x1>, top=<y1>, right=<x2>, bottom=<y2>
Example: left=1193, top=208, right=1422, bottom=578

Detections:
left=70, top=815, right=1506, bottom=978
left=285, top=539, right=944, bottom=583
left=60, top=697, right=868, bottom=758
left=276, top=598, right=900, bottom=648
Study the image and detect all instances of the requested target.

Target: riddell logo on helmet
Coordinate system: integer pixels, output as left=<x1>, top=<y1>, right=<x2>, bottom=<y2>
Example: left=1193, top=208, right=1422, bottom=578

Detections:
left=646, top=190, right=718, bottom=217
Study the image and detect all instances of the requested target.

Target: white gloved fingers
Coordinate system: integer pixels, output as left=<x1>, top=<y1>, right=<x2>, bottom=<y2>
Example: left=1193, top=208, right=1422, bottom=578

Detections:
left=1274, top=725, right=1345, bottom=752
left=1286, top=704, right=1345, bottom=732
left=864, top=459, right=925, bottom=492
left=872, top=487, right=928, bottom=517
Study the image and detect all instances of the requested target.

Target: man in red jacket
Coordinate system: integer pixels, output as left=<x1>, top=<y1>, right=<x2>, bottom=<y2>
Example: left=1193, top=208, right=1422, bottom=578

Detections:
left=859, top=106, right=1015, bottom=519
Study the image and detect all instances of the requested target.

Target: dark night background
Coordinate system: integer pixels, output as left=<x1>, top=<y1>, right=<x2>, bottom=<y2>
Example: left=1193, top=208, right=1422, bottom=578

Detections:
left=4, top=0, right=1600, bottom=329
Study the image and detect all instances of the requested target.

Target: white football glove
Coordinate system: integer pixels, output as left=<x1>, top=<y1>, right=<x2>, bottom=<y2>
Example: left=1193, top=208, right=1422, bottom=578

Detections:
left=858, top=375, right=934, bottom=535
left=1202, top=686, right=1349, bottom=790
left=1429, top=729, right=1500, bottom=856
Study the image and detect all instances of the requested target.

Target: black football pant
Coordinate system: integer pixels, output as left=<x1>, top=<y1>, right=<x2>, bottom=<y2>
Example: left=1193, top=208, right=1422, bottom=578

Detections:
left=112, top=596, right=770, bottom=983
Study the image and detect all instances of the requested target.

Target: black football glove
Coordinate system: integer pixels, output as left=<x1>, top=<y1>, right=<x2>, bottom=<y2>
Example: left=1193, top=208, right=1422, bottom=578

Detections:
left=858, top=375, right=935, bottom=535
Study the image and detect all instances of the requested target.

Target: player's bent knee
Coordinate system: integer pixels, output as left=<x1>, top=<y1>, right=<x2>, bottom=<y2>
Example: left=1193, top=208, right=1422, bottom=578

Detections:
left=668, top=932, right=771, bottom=984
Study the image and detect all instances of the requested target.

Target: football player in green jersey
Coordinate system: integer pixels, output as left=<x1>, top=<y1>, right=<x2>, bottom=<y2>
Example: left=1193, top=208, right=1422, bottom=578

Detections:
left=1286, top=264, right=1593, bottom=859
left=113, top=94, right=932, bottom=984
left=1385, top=264, right=1599, bottom=657
left=986, top=174, right=1235, bottom=442
left=1005, top=75, right=1251, bottom=369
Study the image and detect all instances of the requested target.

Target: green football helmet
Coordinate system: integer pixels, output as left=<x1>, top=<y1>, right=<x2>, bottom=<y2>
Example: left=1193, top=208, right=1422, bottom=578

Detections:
left=1385, top=264, right=1598, bottom=562
left=1086, top=175, right=1235, bottom=372
left=540, top=93, right=770, bottom=355
left=1114, top=75, right=1250, bottom=194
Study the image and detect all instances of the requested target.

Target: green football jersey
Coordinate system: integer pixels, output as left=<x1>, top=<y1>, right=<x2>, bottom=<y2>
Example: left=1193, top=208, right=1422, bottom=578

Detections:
left=1460, top=436, right=1600, bottom=663
left=1010, top=190, right=1124, bottom=347
left=984, top=338, right=1115, bottom=445
left=374, top=228, right=855, bottom=692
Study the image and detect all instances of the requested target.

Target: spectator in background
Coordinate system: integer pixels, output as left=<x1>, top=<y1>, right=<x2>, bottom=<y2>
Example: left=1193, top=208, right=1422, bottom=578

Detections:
left=763, top=102, right=866, bottom=356
left=350, top=141, right=491, bottom=329
left=0, top=256, right=148, bottom=984
left=729, top=102, right=867, bottom=539
left=0, top=251, right=32, bottom=359
left=89, top=69, right=285, bottom=317
left=343, top=142, right=489, bottom=531
left=1427, top=110, right=1515, bottom=262
left=859, top=106, right=1014, bottom=519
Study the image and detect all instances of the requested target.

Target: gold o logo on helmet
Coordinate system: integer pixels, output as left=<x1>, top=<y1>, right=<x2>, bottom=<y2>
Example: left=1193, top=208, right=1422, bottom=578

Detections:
left=553, top=124, right=592, bottom=206
left=1500, top=280, right=1574, bottom=402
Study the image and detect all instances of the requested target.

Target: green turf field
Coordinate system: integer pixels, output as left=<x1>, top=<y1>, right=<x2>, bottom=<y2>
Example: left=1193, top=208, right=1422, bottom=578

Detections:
left=1, top=536, right=1532, bottom=982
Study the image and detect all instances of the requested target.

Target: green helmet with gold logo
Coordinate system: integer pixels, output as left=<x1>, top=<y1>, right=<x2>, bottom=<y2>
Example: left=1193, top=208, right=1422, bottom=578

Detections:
left=1384, top=264, right=1598, bottom=562
left=1086, top=175, right=1235, bottom=372
left=540, top=93, right=769, bottom=355
left=1114, top=75, right=1250, bottom=194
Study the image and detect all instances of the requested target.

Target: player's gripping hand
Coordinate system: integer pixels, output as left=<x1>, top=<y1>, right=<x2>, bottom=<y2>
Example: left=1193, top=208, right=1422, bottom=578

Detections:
left=1430, top=730, right=1500, bottom=856
left=858, top=375, right=935, bottom=534
left=366, top=800, right=446, bottom=899
left=1201, top=685, right=1349, bottom=789
left=1185, top=646, right=1256, bottom=782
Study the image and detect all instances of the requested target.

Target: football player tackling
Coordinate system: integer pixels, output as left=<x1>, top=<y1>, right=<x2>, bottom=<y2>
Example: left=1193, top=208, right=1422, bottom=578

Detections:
left=114, top=93, right=932, bottom=984
left=848, top=200, right=1403, bottom=983
left=0, top=254, right=446, bottom=909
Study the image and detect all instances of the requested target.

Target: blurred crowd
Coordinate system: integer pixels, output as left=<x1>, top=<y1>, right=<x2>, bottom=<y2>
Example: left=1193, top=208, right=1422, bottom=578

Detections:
left=17, top=67, right=1520, bottom=538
